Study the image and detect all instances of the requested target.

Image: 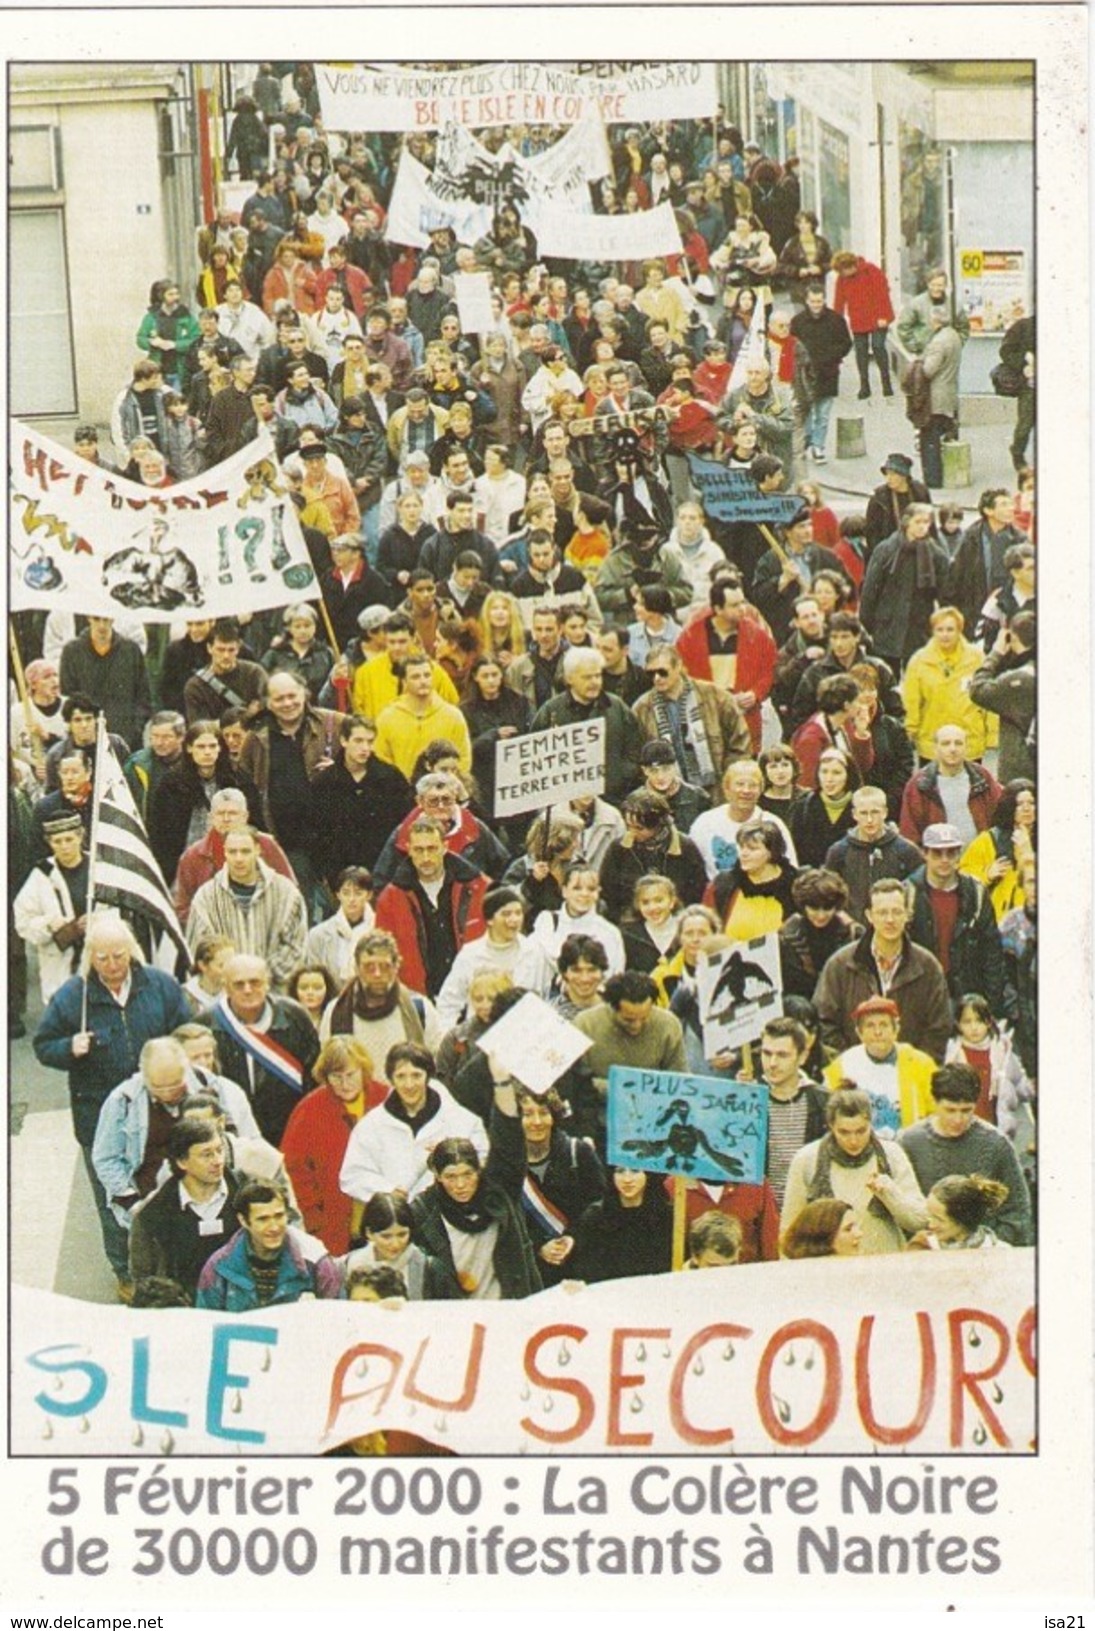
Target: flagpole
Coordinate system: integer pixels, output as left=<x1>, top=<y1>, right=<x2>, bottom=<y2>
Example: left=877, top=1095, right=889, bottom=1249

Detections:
left=81, top=713, right=109, bottom=1033
left=311, top=587, right=341, bottom=657
left=9, top=620, right=44, bottom=772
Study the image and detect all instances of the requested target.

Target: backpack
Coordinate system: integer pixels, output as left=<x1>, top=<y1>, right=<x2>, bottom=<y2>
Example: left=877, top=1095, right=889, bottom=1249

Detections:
left=990, top=361, right=1025, bottom=398
left=903, top=359, right=932, bottom=430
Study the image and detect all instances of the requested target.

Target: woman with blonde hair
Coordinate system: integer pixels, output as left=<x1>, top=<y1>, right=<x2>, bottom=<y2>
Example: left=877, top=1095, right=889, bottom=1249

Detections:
left=280, top=1035, right=386, bottom=1254
left=478, top=590, right=526, bottom=669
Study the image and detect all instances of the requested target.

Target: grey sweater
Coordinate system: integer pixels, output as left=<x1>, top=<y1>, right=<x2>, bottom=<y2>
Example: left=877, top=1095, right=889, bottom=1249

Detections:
left=897, top=1117, right=1032, bottom=1245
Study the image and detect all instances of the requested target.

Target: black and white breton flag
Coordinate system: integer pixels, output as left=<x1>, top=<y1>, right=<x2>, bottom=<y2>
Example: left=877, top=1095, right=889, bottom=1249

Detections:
left=87, top=717, right=190, bottom=974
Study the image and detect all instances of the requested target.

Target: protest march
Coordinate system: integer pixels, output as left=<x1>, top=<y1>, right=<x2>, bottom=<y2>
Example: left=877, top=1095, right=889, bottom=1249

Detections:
left=9, top=55, right=1037, bottom=1458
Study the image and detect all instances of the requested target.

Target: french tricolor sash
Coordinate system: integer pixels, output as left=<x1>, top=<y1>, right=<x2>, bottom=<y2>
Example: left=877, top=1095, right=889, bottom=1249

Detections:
left=215, top=996, right=305, bottom=1095
left=521, top=1173, right=569, bottom=1239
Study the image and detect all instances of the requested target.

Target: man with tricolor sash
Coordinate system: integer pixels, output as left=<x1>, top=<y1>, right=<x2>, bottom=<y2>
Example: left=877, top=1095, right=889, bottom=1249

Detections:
left=200, top=954, right=319, bottom=1145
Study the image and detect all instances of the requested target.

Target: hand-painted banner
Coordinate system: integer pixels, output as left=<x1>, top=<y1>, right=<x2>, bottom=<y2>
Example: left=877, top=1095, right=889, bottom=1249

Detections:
left=10, top=424, right=317, bottom=624
left=494, top=718, right=606, bottom=815
left=387, top=120, right=612, bottom=250
left=687, top=457, right=806, bottom=524
left=534, top=200, right=683, bottom=262
left=319, top=61, right=717, bottom=132
left=696, top=936, right=784, bottom=1055
left=386, top=149, right=495, bottom=248
left=12, top=1252, right=1035, bottom=1454
left=607, top=1067, right=768, bottom=1183
left=428, top=118, right=610, bottom=223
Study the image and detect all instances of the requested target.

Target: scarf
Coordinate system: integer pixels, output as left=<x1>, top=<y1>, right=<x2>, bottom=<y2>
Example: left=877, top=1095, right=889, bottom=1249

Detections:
left=808, top=1131, right=893, bottom=1222
left=436, top=1184, right=494, bottom=1235
left=651, top=680, right=716, bottom=788
left=327, top=981, right=426, bottom=1042
left=891, top=534, right=938, bottom=592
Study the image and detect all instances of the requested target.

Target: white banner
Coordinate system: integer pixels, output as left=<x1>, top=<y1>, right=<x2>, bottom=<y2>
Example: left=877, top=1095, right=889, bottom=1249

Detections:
left=522, top=113, right=612, bottom=209
left=318, top=61, right=717, bottom=131
left=12, top=1251, right=1034, bottom=1455
left=10, top=424, right=317, bottom=624
left=385, top=150, right=491, bottom=248
left=478, top=992, right=592, bottom=1094
left=534, top=200, right=683, bottom=262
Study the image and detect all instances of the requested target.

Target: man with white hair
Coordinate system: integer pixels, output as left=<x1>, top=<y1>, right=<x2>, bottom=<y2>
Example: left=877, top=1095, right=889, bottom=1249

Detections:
left=33, top=912, right=192, bottom=1296
left=378, top=449, right=446, bottom=533
left=530, top=647, right=644, bottom=806
left=723, top=356, right=795, bottom=471
left=92, top=1036, right=255, bottom=1229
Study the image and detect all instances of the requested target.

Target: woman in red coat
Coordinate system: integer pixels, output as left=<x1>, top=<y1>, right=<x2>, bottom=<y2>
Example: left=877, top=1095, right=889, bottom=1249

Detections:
left=261, top=239, right=320, bottom=319
left=280, top=1036, right=387, bottom=1254
left=831, top=251, right=896, bottom=400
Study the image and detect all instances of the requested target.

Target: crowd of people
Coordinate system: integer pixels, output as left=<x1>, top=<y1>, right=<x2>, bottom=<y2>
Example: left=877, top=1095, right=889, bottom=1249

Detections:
left=11, top=62, right=1036, bottom=1339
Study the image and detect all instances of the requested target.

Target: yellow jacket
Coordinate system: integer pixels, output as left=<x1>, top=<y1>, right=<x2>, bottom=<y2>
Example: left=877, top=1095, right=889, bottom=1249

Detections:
left=901, top=636, right=998, bottom=760
left=372, top=694, right=472, bottom=782
left=960, top=828, right=1030, bottom=923
left=824, top=1042, right=937, bottom=1128
left=352, top=653, right=459, bottom=720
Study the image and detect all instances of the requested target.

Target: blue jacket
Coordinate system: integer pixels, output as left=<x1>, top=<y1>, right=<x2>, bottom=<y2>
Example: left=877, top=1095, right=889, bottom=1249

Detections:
left=34, top=964, right=192, bottom=1147
left=92, top=1065, right=257, bottom=1224
left=196, top=1225, right=342, bottom=1311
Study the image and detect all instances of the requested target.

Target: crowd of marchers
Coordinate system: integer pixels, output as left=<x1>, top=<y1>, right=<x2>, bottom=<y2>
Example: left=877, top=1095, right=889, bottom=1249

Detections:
left=11, top=63, right=1035, bottom=1334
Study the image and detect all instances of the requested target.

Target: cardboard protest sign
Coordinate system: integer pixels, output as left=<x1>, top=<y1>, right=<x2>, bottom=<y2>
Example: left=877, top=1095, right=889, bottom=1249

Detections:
left=696, top=936, right=783, bottom=1056
left=478, top=991, right=592, bottom=1095
left=453, top=271, right=496, bottom=335
left=494, top=718, right=605, bottom=815
left=9, top=424, right=316, bottom=623
left=686, top=456, right=805, bottom=524
left=606, top=1066, right=768, bottom=1184
left=12, top=1252, right=1035, bottom=1455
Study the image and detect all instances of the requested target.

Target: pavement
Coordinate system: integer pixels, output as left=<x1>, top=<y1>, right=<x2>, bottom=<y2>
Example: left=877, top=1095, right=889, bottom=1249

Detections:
left=785, top=376, right=1019, bottom=522
left=11, top=971, right=119, bottom=1306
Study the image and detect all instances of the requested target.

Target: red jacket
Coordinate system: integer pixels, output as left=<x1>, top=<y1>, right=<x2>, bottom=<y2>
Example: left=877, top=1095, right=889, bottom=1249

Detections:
left=374, top=858, right=488, bottom=997
left=666, top=1176, right=782, bottom=1264
left=280, top=1082, right=387, bottom=1254
left=173, top=829, right=296, bottom=925
left=694, top=358, right=731, bottom=406
left=656, top=387, right=719, bottom=451
left=790, top=714, right=874, bottom=791
left=832, top=258, right=895, bottom=334
left=898, top=761, right=1002, bottom=845
left=315, top=264, right=374, bottom=321
left=676, top=610, right=777, bottom=752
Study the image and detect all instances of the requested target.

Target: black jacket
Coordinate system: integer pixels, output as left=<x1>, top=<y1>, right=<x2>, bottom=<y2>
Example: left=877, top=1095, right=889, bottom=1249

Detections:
left=571, top=1185, right=674, bottom=1283
left=410, top=1104, right=542, bottom=1299
left=906, top=868, right=1004, bottom=1012
left=201, top=996, right=320, bottom=1147
left=311, top=754, right=415, bottom=880
left=148, top=754, right=264, bottom=884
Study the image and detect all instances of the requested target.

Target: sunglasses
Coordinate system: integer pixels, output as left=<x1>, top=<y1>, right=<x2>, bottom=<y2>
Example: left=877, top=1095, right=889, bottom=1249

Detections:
left=645, top=667, right=672, bottom=678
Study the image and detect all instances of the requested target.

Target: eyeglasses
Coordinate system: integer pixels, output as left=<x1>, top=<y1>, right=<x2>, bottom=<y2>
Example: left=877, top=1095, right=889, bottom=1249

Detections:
left=645, top=668, right=672, bottom=678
